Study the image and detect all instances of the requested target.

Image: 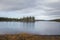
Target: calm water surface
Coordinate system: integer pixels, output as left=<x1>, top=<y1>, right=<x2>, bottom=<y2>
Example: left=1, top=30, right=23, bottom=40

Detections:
left=0, top=21, right=60, bottom=35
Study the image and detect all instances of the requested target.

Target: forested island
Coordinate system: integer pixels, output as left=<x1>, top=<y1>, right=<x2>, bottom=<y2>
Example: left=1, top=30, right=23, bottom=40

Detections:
left=0, top=17, right=60, bottom=22
left=0, top=17, right=35, bottom=22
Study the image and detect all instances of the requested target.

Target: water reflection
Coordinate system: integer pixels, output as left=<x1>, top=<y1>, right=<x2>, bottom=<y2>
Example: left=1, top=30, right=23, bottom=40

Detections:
left=22, top=22, right=35, bottom=29
left=19, top=22, right=35, bottom=33
left=35, top=21, right=60, bottom=35
left=0, top=21, right=60, bottom=35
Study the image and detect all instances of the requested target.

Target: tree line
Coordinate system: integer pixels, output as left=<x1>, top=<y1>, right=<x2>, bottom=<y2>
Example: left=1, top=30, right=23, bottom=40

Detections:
left=0, top=16, right=35, bottom=22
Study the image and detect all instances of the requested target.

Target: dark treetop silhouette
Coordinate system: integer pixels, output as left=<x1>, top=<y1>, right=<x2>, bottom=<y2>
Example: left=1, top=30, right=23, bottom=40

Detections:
left=0, top=16, right=35, bottom=22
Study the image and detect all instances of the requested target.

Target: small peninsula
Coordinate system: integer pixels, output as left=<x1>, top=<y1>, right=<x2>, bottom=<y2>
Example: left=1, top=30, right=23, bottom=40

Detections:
left=0, top=17, right=35, bottom=22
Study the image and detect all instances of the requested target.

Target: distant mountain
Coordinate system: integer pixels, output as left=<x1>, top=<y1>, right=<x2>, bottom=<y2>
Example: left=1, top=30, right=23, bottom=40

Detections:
left=49, top=19, right=60, bottom=22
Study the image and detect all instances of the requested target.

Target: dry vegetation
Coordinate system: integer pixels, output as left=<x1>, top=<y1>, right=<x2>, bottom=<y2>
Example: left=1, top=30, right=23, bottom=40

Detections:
left=0, top=33, right=60, bottom=40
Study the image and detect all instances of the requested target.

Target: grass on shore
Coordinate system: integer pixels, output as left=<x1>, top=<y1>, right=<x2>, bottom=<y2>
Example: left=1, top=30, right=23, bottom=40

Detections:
left=0, top=33, right=60, bottom=40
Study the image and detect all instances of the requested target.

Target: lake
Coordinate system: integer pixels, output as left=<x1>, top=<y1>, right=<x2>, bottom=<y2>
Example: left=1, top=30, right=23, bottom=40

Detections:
left=0, top=21, right=60, bottom=35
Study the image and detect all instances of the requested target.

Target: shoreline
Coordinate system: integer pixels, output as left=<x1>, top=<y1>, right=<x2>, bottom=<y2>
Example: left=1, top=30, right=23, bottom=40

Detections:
left=0, top=17, right=60, bottom=22
left=0, top=33, right=60, bottom=40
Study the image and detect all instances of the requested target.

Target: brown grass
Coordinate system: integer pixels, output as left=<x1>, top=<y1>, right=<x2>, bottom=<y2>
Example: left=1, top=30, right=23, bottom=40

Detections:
left=0, top=33, right=60, bottom=40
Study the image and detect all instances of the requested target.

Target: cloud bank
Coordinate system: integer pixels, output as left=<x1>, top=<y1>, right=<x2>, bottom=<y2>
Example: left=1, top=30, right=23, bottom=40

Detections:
left=0, top=0, right=60, bottom=20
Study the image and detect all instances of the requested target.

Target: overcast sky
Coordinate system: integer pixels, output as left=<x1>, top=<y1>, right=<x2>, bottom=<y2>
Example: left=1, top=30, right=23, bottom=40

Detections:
left=0, top=0, right=60, bottom=20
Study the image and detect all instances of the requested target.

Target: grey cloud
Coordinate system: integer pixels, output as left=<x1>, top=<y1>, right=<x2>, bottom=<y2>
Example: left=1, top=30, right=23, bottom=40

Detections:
left=41, top=1, right=60, bottom=15
left=0, top=0, right=60, bottom=17
left=0, top=0, right=37, bottom=11
left=49, top=11, right=60, bottom=15
left=45, top=2, right=60, bottom=9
